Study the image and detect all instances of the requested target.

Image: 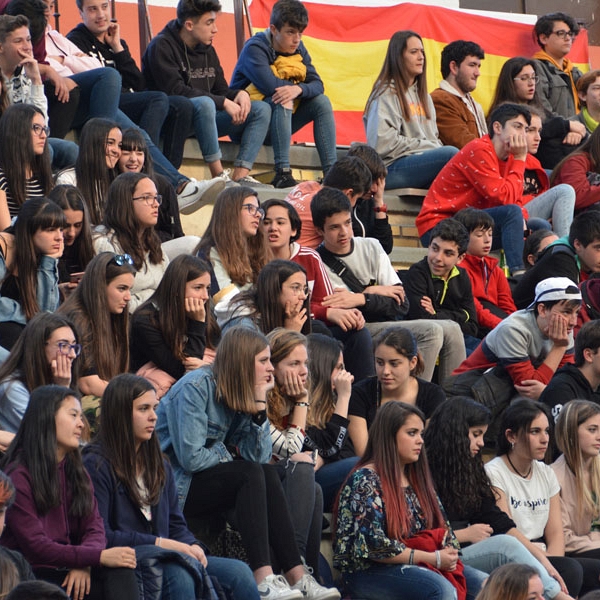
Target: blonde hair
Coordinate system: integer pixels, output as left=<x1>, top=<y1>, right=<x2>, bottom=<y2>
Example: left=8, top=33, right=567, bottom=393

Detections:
left=555, top=400, right=600, bottom=519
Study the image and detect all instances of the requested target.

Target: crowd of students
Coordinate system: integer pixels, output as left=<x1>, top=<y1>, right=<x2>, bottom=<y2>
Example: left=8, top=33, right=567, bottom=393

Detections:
left=1, top=0, right=600, bottom=598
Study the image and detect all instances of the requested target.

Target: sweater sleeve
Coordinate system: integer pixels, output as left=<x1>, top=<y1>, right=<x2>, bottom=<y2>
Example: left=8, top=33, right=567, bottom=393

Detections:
left=304, top=414, right=351, bottom=462
left=5, top=467, right=105, bottom=568
left=554, top=153, right=600, bottom=211
left=270, top=422, right=305, bottom=459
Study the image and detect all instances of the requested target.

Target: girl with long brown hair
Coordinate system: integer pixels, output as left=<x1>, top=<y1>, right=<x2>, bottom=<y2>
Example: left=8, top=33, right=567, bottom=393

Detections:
left=364, top=30, right=457, bottom=189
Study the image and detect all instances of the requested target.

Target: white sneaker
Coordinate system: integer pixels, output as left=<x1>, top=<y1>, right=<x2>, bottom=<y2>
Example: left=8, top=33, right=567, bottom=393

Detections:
left=215, top=168, right=239, bottom=188
left=290, top=573, right=341, bottom=600
left=236, top=174, right=274, bottom=189
left=257, top=574, right=304, bottom=600
left=177, top=177, right=226, bottom=215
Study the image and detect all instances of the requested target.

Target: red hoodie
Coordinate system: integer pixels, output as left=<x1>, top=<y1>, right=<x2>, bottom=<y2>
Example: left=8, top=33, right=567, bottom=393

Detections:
left=459, top=253, right=516, bottom=331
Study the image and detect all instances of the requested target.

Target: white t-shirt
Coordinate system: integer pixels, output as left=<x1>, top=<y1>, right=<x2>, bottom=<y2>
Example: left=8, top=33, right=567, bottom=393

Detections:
left=485, top=455, right=560, bottom=542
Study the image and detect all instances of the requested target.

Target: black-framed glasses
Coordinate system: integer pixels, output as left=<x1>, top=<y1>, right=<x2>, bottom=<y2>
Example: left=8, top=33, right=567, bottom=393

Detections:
left=241, top=203, right=265, bottom=219
left=132, top=194, right=163, bottom=206
left=552, top=29, right=576, bottom=39
left=110, top=254, right=134, bottom=266
left=46, top=341, right=82, bottom=357
left=513, top=75, right=539, bottom=84
left=31, top=123, right=50, bottom=137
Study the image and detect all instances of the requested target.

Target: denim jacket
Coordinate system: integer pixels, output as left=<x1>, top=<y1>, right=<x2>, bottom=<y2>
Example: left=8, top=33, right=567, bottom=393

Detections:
left=0, top=255, right=59, bottom=325
left=156, top=365, right=272, bottom=509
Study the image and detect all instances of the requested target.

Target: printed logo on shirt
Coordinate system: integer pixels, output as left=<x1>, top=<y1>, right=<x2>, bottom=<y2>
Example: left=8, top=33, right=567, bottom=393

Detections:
left=510, top=494, right=549, bottom=511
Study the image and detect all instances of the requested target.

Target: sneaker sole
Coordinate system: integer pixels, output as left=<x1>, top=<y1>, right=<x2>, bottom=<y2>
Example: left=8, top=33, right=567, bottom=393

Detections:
left=179, top=179, right=226, bottom=215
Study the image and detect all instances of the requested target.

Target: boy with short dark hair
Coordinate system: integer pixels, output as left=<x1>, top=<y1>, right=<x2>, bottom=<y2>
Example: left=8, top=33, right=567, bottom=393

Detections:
left=540, top=319, right=600, bottom=421
left=311, top=187, right=467, bottom=382
left=231, top=0, right=336, bottom=188
left=402, top=218, right=479, bottom=352
left=454, top=208, right=517, bottom=336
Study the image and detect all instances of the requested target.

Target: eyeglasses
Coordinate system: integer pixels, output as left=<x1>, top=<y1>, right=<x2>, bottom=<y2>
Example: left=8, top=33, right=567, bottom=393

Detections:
left=46, top=341, right=82, bottom=357
left=513, top=75, right=539, bottom=84
left=110, top=254, right=134, bottom=266
left=552, top=29, right=576, bottom=39
left=132, top=194, right=163, bottom=206
left=241, top=203, right=265, bottom=219
left=287, top=284, right=309, bottom=296
left=31, top=123, right=50, bottom=137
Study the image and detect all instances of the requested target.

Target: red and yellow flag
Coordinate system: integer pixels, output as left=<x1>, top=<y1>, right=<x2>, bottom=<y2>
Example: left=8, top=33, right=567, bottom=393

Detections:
left=249, top=0, right=590, bottom=145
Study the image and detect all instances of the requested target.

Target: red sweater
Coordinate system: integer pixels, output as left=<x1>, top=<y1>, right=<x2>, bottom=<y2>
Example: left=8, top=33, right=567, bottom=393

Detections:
left=459, top=254, right=516, bottom=330
left=553, top=152, right=600, bottom=212
left=416, top=135, right=526, bottom=236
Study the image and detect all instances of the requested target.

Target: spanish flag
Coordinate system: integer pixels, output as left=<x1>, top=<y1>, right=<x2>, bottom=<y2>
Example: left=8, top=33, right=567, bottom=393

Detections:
left=249, top=1, right=590, bottom=145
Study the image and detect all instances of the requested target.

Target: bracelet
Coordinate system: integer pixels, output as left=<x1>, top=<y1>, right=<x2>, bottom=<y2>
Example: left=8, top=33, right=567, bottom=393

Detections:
left=255, top=400, right=267, bottom=404
left=435, top=550, right=441, bottom=569
left=408, top=549, right=415, bottom=565
left=294, top=401, right=310, bottom=407
left=157, top=537, right=162, bottom=547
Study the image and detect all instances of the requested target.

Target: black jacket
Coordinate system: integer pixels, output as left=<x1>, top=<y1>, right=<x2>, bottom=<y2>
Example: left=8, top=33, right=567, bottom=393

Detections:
left=142, top=20, right=238, bottom=109
left=67, top=23, right=145, bottom=92
left=401, top=258, right=478, bottom=336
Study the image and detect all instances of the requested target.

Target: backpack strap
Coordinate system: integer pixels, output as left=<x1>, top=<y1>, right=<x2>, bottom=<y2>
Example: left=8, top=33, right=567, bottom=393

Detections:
left=316, top=244, right=365, bottom=294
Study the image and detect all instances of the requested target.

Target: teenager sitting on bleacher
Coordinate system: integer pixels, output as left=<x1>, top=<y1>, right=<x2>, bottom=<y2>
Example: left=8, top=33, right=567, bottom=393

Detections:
left=416, top=103, right=535, bottom=276
left=364, top=30, right=458, bottom=190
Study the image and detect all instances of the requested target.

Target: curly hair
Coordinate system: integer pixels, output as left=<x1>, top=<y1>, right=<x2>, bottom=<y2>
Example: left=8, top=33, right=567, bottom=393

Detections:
left=424, top=397, right=492, bottom=518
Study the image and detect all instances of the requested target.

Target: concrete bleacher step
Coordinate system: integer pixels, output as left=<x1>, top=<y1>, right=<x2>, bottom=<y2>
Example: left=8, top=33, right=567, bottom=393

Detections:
left=179, top=141, right=428, bottom=269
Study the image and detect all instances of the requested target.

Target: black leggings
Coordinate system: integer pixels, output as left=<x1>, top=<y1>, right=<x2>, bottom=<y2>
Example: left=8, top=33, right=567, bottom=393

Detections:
left=548, top=556, right=583, bottom=598
left=566, top=548, right=600, bottom=595
left=184, top=461, right=302, bottom=573
left=34, top=566, right=139, bottom=600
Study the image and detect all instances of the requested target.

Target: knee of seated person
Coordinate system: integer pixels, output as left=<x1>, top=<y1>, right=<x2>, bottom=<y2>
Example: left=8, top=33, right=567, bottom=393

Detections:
left=191, top=95, right=217, bottom=116
left=249, top=100, right=271, bottom=120
left=309, top=93, right=333, bottom=112
left=554, top=183, right=576, bottom=201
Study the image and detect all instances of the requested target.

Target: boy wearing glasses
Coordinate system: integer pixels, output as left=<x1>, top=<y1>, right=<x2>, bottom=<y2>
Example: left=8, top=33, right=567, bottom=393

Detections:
left=532, top=12, right=583, bottom=120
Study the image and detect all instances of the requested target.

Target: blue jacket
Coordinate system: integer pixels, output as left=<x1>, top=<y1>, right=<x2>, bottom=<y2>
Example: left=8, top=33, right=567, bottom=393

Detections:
left=155, top=365, right=272, bottom=509
left=0, top=255, right=59, bottom=325
left=230, top=30, right=324, bottom=100
left=82, top=445, right=200, bottom=549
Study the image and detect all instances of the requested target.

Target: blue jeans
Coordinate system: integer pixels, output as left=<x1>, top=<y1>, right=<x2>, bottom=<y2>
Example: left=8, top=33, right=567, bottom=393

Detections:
left=460, top=535, right=561, bottom=599
left=190, top=96, right=270, bottom=170
left=385, top=146, right=458, bottom=189
left=119, top=90, right=170, bottom=146
left=207, top=556, right=259, bottom=600
left=113, top=109, right=187, bottom=190
left=48, top=138, right=78, bottom=170
left=266, top=94, right=337, bottom=173
left=69, top=67, right=122, bottom=128
left=344, top=562, right=485, bottom=600
left=525, top=183, right=575, bottom=238
left=315, top=457, right=359, bottom=512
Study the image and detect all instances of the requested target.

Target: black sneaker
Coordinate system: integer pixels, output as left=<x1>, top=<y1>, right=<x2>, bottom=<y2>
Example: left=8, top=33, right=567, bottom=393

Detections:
left=272, top=169, right=299, bottom=189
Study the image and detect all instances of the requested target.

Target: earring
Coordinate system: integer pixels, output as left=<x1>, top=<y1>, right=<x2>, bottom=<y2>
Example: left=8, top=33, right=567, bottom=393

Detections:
left=511, top=441, right=515, bottom=450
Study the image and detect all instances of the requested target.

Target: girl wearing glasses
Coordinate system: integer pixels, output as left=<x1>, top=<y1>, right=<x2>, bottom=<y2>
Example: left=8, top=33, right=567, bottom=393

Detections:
left=117, top=128, right=184, bottom=243
left=93, top=172, right=168, bottom=313
left=196, top=186, right=271, bottom=325
left=58, top=252, right=135, bottom=419
left=364, top=30, right=458, bottom=190
left=0, top=198, right=65, bottom=351
left=0, top=312, right=80, bottom=449
left=56, top=118, right=122, bottom=225
left=490, top=57, right=586, bottom=171
left=1, top=385, right=139, bottom=600
left=226, top=259, right=310, bottom=335
left=0, top=104, right=53, bottom=226
left=130, top=255, right=220, bottom=395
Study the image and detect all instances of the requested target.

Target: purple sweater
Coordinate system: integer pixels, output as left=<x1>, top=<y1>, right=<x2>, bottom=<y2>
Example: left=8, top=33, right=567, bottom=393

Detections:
left=1, top=460, right=106, bottom=569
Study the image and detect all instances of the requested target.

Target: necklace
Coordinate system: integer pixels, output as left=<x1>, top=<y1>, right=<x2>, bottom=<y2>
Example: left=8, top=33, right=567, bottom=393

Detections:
left=507, top=453, right=532, bottom=479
